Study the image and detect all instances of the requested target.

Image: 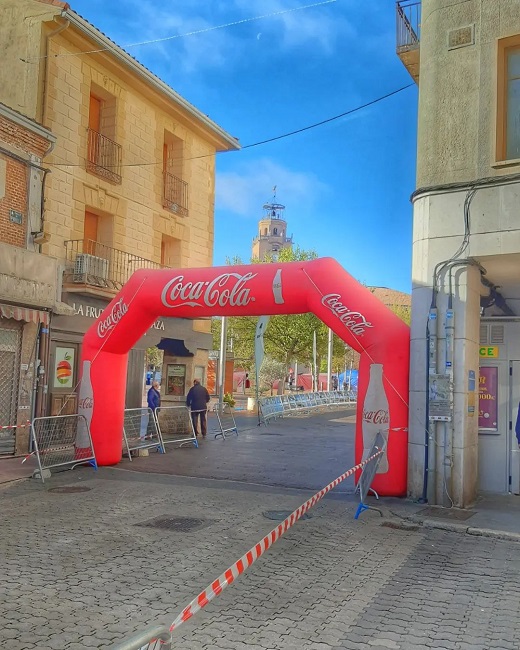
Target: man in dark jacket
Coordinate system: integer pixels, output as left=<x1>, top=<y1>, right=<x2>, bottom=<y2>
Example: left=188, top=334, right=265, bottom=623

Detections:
left=143, top=381, right=160, bottom=439
left=186, top=379, right=210, bottom=438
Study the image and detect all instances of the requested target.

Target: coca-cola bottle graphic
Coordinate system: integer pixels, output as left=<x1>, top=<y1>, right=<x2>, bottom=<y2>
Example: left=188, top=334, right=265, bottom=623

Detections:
left=272, top=269, right=284, bottom=304
left=76, top=360, right=94, bottom=456
left=362, top=363, right=390, bottom=473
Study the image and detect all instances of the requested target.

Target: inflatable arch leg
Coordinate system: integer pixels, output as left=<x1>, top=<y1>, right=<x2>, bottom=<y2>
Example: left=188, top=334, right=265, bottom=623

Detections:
left=79, top=258, right=409, bottom=496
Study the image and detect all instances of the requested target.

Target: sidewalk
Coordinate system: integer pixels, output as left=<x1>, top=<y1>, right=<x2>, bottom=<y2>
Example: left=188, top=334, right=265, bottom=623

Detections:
left=2, top=405, right=520, bottom=649
left=1, top=404, right=520, bottom=541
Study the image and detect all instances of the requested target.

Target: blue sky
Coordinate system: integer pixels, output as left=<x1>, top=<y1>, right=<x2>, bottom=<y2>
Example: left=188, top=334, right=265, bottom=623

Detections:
left=69, top=0, right=418, bottom=293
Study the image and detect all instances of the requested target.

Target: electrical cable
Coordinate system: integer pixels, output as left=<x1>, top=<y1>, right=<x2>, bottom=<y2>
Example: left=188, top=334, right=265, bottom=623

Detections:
left=46, top=83, right=415, bottom=170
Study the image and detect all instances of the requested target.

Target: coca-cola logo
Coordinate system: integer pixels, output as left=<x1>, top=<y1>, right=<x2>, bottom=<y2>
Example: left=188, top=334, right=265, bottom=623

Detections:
left=321, top=294, right=373, bottom=336
left=97, top=298, right=128, bottom=338
left=363, top=409, right=389, bottom=425
left=161, top=273, right=257, bottom=309
left=78, top=397, right=93, bottom=409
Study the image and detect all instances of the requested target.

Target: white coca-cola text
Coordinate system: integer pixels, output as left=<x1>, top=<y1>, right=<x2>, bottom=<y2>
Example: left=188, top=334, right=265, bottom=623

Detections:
left=161, top=273, right=257, bottom=309
left=78, top=397, right=93, bottom=409
left=321, top=294, right=373, bottom=336
left=97, top=298, right=128, bottom=338
left=363, top=409, right=389, bottom=425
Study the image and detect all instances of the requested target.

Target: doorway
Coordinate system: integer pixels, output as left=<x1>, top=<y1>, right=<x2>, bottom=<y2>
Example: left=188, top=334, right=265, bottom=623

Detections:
left=510, top=361, right=520, bottom=494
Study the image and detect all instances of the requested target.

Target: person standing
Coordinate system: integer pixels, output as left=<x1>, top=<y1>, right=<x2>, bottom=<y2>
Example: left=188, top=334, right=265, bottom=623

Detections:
left=186, top=378, right=210, bottom=438
left=142, top=380, right=161, bottom=439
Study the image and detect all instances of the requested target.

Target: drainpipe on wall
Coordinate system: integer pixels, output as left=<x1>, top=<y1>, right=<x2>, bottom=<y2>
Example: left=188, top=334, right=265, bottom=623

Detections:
left=41, top=17, right=70, bottom=127
left=443, top=301, right=455, bottom=507
left=425, top=306, right=438, bottom=504
left=35, top=315, right=51, bottom=418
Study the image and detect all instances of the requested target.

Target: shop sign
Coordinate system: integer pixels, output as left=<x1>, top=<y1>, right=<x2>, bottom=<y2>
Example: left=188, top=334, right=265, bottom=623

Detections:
left=479, top=346, right=499, bottom=358
left=69, top=301, right=165, bottom=331
left=53, top=346, right=75, bottom=389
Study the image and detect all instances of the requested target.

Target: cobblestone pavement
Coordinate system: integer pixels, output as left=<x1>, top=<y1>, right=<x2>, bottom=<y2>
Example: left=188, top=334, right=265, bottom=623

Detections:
left=2, top=409, right=520, bottom=649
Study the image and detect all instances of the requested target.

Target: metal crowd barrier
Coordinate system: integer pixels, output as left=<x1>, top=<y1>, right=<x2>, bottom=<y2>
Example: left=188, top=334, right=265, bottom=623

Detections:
left=259, top=390, right=356, bottom=424
left=109, top=624, right=171, bottom=649
left=212, top=404, right=238, bottom=440
left=155, top=405, right=198, bottom=449
left=354, top=430, right=386, bottom=519
left=123, top=407, right=165, bottom=460
left=30, top=414, right=97, bottom=483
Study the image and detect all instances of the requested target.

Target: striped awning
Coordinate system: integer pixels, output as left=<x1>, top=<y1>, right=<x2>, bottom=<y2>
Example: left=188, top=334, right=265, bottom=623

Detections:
left=0, top=303, right=50, bottom=326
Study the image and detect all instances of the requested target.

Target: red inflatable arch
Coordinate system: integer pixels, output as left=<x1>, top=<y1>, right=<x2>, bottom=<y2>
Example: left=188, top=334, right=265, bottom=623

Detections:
left=78, top=258, right=409, bottom=496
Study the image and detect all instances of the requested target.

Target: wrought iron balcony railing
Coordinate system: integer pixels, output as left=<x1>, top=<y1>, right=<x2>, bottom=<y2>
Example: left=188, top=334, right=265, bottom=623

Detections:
left=163, top=171, right=188, bottom=217
left=396, top=0, right=421, bottom=50
left=64, top=239, right=163, bottom=292
left=86, top=128, right=122, bottom=184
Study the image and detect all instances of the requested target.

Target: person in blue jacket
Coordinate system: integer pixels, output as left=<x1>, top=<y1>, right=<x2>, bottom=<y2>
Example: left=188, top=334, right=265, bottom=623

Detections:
left=142, top=380, right=161, bottom=440
left=147, top=380, right=161, bottom=411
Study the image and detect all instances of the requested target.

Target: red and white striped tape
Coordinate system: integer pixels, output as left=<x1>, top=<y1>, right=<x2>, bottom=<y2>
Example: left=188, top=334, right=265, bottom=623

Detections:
left=164, top=448, right=383, bottom=637
left=0, top=421, right=30, bottom=431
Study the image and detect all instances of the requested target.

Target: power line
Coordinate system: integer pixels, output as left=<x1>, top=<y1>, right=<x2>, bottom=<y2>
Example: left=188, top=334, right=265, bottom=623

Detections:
left=27, top=0, right=337, bottom=61
left=48, top=83, right=416, bottom=170
left=242, top=83, right=415, bottom=149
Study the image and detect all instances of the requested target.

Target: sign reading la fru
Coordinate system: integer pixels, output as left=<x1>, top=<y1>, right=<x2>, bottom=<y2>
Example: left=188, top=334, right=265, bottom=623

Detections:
left=69, top=301, right=165, bottom=331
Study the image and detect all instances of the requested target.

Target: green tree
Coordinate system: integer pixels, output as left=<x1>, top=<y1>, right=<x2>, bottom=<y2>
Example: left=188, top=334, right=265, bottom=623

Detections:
left=221, top=247, right=331, bottom=375
left=259, top=358, right=286, bottom=395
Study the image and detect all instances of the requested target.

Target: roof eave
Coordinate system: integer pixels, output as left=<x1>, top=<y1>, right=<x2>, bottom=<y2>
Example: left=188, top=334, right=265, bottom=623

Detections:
left=62, top=9, right=240, bottom=152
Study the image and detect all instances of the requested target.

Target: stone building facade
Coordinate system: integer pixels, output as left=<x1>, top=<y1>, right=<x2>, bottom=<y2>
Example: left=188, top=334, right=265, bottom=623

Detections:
left=0, top=0, right=239, bottom=450
left=397, top=0, right=520, bottom=505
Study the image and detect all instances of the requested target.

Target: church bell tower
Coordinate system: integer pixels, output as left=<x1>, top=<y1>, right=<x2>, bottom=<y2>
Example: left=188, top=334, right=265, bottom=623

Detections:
left=252, top=188, right=293, bottom=261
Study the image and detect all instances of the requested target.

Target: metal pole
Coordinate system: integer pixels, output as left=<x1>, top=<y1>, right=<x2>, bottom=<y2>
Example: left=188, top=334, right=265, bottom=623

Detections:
left=313, top=330, right=317, bottom=392
left=327, top=328, right=333, bottom=390
left=218, top=316, right=227, bottom=412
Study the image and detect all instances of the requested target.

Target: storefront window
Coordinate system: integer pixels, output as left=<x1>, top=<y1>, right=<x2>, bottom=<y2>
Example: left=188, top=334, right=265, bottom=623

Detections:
left=166, top=363, right=186, bottom=396
left=194, top=365, right=205, bottom=385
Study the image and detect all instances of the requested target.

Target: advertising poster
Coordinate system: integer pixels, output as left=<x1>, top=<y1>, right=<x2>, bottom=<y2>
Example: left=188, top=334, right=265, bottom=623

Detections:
left=166, top=364, right=186, bottom=396
left=428, top=374, right=452, bottom=421
left=53, top=347, right=75, bottom=389
left=479, top=366, right=498, bottom=431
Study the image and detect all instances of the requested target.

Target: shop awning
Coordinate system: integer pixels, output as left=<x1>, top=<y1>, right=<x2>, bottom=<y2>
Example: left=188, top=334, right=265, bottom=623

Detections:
left=157, top=338, right=194, bottom=357
left=0, top=303, right=49, bottom=326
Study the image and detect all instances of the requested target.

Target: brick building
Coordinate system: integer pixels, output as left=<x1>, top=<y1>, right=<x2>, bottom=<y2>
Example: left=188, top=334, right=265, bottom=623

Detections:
left=0, top=102, right=62, bottom=454
left=0, top=0, right=239, bottom=444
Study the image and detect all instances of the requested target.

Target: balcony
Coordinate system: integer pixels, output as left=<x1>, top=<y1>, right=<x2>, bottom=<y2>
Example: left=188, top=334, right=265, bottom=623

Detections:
left=86, top=128, right=122, bottom=184
left=63, top=239, right=163, bottom=297
left=396, top=0, right=421, bottom=83
left=163, top=171, right=188, bottom=217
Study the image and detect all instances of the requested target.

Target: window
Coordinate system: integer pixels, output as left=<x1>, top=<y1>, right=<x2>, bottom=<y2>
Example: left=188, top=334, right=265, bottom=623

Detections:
left=83, top=211, right=98, bottom=255
left=163, top=131, right=188, bottom=216
left=194, top=365, right=205, bottom=385
left=87, top=89, right=122, bottom=183
left=161, top=234, right=181, bottom=267
left=497, top=37, right=520, bottom=162
left=273, top=227, right=278, bottom=235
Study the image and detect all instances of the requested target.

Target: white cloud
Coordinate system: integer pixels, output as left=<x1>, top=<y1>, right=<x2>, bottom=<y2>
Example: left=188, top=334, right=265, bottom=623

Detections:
left=105, top=0, right=354, bottom=74
left=216, top=158, right=329, bottom=218
left=233, top=0, right=355, bottom=53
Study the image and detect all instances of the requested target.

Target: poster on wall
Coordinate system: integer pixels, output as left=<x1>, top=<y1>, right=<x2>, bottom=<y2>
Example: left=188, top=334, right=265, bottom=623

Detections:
left=479, top=366, right=498, bottom=431
left=53, top=347, right=75, bottom=389
left=428, top=374, right=452, bottom=421
left=166, top=364, right=186, bottom=396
